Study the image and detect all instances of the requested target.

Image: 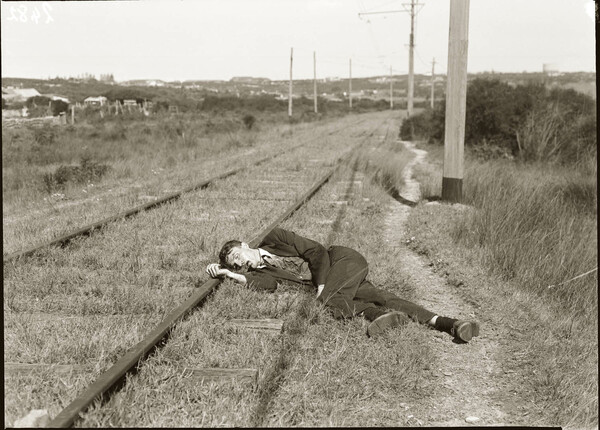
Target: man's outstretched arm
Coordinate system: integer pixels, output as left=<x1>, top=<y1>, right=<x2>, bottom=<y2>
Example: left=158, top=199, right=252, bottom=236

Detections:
left=206, top=263, right=278, bottom=292
left=206, top=263, right=247, bottom=284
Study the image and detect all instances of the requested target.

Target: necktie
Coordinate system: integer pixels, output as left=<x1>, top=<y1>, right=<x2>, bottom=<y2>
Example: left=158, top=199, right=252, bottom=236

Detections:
left=262, top=255, right=309, bottom=279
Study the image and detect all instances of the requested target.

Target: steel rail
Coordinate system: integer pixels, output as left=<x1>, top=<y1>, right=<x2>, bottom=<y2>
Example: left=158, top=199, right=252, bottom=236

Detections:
left=3, top=152, right=280, bottom=263
left=3, top=120, right=366, bottom=264
left=4, top=165, right=250, bottom=263
left=45, top=117, right=391, bottom=427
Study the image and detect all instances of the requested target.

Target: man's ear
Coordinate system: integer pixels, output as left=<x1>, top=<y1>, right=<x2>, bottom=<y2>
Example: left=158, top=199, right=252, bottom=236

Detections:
left=241, top=242, right=249, bottom=249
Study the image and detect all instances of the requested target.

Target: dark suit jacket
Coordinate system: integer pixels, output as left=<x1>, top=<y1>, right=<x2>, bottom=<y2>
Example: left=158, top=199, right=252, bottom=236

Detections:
left=244, top=227, right=330, bottom=293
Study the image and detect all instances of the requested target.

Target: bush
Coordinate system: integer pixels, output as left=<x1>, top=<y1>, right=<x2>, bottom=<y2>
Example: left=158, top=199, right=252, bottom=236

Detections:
left=242, top=114, right=256, bottom=130
left=400, top=109, right=437, bottom=141
left=401, top=78, right=596, bottom=164
left=101, top=123, right=128, bottom=141
left=32, top=125, right=57, bottom=146
left=202, top=95, right=240, bottom=111
left=50, top=100, right=69, bottom=116
left=515, top=103, right=563, bottom=162
left=42, top=157, right=111, bottom=192
left=25, top=95, right=52, bottom=109
left=102, top=87, right=154, bottom=104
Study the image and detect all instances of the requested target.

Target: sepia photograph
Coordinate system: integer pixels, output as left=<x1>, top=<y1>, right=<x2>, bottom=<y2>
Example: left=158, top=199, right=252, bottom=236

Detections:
left=2, top=0, right=597, bottom=427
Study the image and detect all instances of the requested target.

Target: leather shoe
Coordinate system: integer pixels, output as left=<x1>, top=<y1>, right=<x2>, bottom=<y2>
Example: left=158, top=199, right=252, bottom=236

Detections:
left=451, top=320, right=480, bottom=342
left=367, top=311, right=410, bottom=337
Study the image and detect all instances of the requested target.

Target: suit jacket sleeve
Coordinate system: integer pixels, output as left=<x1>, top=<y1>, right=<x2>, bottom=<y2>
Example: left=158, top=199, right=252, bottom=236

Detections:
left=244, top=272, right=278, bottom=293
left=265, top=228, right=330, bottom=286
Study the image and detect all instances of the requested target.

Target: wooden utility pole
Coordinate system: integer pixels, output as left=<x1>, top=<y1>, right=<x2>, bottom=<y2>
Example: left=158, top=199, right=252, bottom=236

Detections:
left=390, top=66, right=394, bottom=109
left=313, top=51, right=318, bottom=113
left=430, top=57, right=436, bottom=109
left=407, top=0, right=416, bottom=117
left=71, top=105, right=75, bottom=124
left=288, top=47, right=293, bottom=118
left=349, top=59, right=352, bottom=109
left=442, top=0, right=470, bottom=203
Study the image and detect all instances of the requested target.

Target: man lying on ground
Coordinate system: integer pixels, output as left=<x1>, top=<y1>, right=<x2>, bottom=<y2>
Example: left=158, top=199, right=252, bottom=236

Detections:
left=206, top=227, right=479, bottom=340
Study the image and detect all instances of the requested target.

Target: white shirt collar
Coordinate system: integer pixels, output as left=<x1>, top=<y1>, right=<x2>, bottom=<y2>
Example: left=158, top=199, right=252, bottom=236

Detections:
left=256, top=248, right=273, bottom=268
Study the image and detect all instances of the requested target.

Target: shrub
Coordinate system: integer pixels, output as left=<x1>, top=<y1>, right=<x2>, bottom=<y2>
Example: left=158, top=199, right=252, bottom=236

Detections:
left=515, top=103, right=563, bottom=162
left=102, top=87, right=154, bottom=104
left=42, top=157, right=111, bottom=193
left=25, top=95, right=52, bottom=109
left=101, top=123, right=127, bottom=141
left=32, top=125, right=57, bottom=146
left=400, top=109, right=435, bottom=141
left=202, top=95, right=240, bottom=111
left=242, top=114, right=256, bottom=130
left=50, top=100, right=69, bottom=116
left=402, top=78, right=596, bottom=164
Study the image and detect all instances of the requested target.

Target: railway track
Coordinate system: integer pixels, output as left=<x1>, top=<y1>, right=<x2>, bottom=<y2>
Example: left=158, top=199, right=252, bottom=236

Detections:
left=3, top=117, right=370, bottom=263
left=4, top=113, right=397, bottom=427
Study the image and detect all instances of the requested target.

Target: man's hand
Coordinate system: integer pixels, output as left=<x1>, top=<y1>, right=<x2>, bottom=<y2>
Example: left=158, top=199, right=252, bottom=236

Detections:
left=206, top=263, right=230, bottom=278
left=206, top=263, right=248, bottom=285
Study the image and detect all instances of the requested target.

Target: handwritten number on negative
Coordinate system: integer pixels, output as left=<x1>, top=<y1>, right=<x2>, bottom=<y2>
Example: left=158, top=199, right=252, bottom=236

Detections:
left=43, top=3, right=54, bottom=24
left=31, top=6, right=41, bottom=24
left=6, top=3, right=54, bottom=24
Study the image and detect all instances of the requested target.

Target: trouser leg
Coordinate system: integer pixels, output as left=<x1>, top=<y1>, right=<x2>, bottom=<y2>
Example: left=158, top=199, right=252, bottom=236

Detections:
left=353, top=280, right=436, bottom=324
left=318, top=246, right=378, bottom=319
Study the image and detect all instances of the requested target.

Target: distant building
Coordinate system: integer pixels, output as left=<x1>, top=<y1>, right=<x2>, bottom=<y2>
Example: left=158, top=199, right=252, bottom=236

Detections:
left=1, top=88, right=42, bottom=102
left=230, top=77, right=271, bottom=85
left=543, top=63, right=560, bottom=77
left=2, top=109, right=23, bottom=119
left=46, top=94, right=71, bottom=104
left=120, top=79, right=166, bottom=87
left=370, top=76, right=398, bottom=83
left=146, top=80, right=165, bottom=87
left=84, top=96, right=108, bottom=107
left=123, top=99, right=138, bottom=107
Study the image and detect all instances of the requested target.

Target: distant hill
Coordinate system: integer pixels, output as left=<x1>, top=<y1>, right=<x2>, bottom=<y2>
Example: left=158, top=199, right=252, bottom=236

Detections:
left=2, top=71, right=595, bottom=105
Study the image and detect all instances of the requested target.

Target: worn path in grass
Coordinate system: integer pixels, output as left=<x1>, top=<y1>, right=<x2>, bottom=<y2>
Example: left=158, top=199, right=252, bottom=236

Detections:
left=382, top=140, right=508, bottom=426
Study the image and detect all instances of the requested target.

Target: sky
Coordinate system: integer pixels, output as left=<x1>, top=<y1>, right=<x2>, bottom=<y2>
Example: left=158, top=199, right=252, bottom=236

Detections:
left=1, top=0, right=596, bottom=82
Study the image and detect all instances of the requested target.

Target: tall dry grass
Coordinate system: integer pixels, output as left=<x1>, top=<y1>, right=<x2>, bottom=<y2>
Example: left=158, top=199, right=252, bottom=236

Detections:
left=455, top=158, right=597, bottom=316
left=352, top=139, right=414, bottom=193
left=1, top=113, right=254, bottom=202
left=415, top=150, right=598, bottom=428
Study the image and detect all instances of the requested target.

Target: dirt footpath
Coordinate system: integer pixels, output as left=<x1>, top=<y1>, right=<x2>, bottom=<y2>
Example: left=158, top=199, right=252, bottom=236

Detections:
left=382, top=141, right=509, bottom=426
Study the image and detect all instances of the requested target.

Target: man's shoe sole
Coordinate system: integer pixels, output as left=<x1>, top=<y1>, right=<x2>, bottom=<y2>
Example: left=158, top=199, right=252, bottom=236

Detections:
left=452, top=320, right=480, bottom=342
left=367, top=311, right=410, bottom=337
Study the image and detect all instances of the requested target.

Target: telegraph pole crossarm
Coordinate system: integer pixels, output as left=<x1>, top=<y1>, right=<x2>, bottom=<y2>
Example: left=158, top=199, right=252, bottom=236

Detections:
left=358, top=10, right=406, bottom=17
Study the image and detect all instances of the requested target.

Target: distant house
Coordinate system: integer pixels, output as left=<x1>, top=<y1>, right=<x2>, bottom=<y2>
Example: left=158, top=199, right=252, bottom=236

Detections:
left=230, top=77, right=271, bottom=85
left=2, top=87, right=42, bottom=103
left=84, top=96, right=108, bottom=107
left=146, top=80, right=165, bottom=87
left=46, top=94, right=71, bottom=104
left=123, top=99, right=138, bottom=107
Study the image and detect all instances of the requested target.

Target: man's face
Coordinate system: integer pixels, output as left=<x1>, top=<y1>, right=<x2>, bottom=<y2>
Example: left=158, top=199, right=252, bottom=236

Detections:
left=226, top=245, right=261, bottom=271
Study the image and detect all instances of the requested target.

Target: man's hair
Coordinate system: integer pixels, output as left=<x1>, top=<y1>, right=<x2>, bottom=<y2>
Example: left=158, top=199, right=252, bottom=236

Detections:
left=219, top=240, right=242, bottom=269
